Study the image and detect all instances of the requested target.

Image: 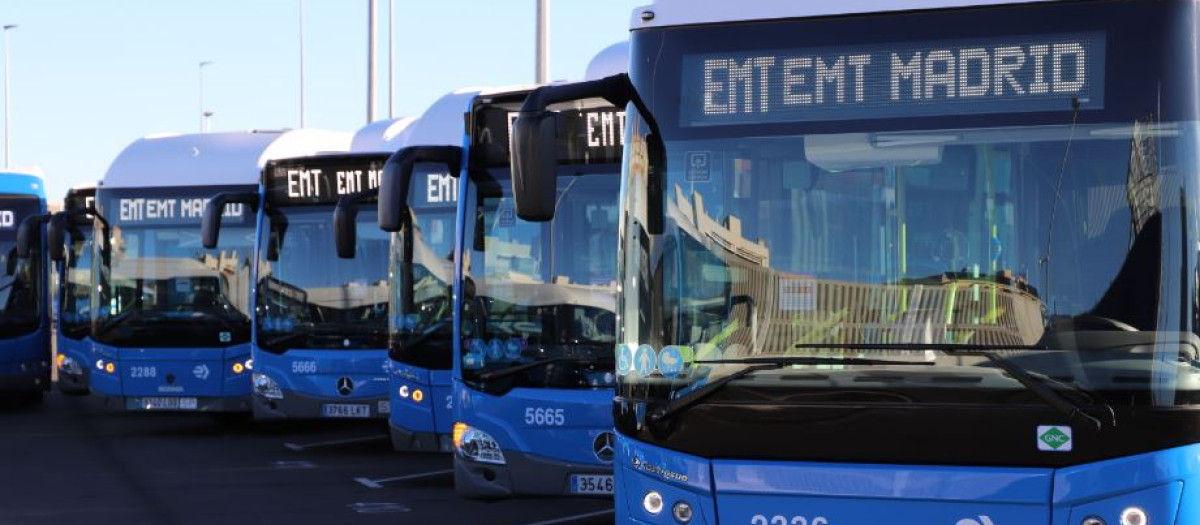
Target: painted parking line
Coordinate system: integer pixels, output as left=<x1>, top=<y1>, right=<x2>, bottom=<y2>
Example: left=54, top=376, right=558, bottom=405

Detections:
left=354, top=468, right=454, bottom=489
left=507, top=509, right=615, bottom=525
left=283, top=434, right=388, bottom=451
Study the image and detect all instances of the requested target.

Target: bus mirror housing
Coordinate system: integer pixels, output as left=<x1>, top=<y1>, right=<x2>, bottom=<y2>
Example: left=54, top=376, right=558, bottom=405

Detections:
left=379, top=146, right=462, bottom=233
left=510, top=111, right=562, bottom=222
left=512, top=74, right=644, bottom=223
left=46, top=214, right=67, bottom=263
left=334, top=188, right=378, bottom=259
left=15, top=214, right=48, bottom=260
left=202, top=191, right=259, bottom=249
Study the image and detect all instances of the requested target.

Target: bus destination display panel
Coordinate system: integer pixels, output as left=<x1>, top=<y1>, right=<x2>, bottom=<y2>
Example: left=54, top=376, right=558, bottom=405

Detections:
left=682, top=32, right=1105, bottom=126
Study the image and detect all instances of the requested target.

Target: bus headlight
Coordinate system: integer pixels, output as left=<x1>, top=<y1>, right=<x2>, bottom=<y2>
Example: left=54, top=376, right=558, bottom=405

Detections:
left=672, top=501, right=693, bottom=523
left=252, top=373, right=283, bottom=400
left=232, top=358, right=251, bottom=375
left=1120, top=508, right=1147, bottom=525
left=58, top=355, right=83, bottom=375
left=643, top=491, right=664, bottom=515
left=452, top=423, right=505, bottom=465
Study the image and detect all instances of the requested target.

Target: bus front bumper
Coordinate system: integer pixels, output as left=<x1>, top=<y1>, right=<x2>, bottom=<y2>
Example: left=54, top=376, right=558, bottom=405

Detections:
left=0, top=360, right=50, bottom=392
left=454, top=449, right=612, bottom=499
left=96, top=394, right=251, bottom=413
left=389, top=420, right=452, bottom=453
left=253, top=389, right=388, bottom=420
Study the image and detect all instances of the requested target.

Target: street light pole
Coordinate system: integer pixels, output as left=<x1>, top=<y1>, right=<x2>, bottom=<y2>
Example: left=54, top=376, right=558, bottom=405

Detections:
left=367, top=0, right=377, bottom=124
left=199, top=61, right=212, bottom=133
left=299, top=0, right=306, bottom=128
left=535, top=0, right=548, bottom=84
left=387, top=0, right=394, bottom=119
left=3, top=25, right=17, bottom=169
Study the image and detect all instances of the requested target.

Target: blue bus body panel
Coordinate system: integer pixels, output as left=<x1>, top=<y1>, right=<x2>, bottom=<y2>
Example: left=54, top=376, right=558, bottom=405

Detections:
left=90, top=343, right=251, bottom=398
left=617, top=437, right=1200, bottom=525
left=457, top=386, right=613, bottom=465
left=0, top=173, right=46, bottom=198
left=0, top=328, right=50, bottom=386
left=389, top=363, right=454, bottom=434
left=257, top=348, right=389, bottom=401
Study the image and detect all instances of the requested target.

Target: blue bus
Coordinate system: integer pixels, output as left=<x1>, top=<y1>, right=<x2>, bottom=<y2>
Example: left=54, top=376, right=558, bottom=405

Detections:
left=1, top=171, right=50, bottom=405
left=54, top=183, right=97, bottom=395
left=376, top=60, right=628, bottom=498
left=339, top=95, right=468, bottom=451
left=82, top=130, right=348, bottom=416
left=204, top=120, right=414, bottom=420
left=515, top=0, right=1200, bottom=523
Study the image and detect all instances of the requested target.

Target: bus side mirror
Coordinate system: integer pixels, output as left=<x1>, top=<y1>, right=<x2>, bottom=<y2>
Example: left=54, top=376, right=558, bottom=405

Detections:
left=202, top=191, right=259, bottom=249
left=16, top=214, right=47, bottom=260
left=334, top=188, right=378, bottom=259
left=512, top=74, right=638, bottom=223
left=47, top=214, right=67, bottom=263
left=379, top=146, right=462, bottom=232
left=511, top=111, right=561, bottom=222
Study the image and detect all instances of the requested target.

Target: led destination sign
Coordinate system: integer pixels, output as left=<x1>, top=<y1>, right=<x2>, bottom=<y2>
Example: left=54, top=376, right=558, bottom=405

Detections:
left=266, top=155, right=389, bottom=206
left=101, top=187, right=256, bottom=228
left=683, top=32, right=1105, bottom=126
left=476, top=107, right=625, bottom=167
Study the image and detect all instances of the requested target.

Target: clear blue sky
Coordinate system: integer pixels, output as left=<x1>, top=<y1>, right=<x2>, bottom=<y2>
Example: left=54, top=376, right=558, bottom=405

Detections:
left=3, top=1, right=645, bottom=202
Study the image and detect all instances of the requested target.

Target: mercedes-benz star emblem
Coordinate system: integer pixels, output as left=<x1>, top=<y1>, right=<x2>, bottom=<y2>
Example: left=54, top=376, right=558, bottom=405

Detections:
left=336, top=377, right=354, bottom=396
left=593, top=432, right=616, bottom=463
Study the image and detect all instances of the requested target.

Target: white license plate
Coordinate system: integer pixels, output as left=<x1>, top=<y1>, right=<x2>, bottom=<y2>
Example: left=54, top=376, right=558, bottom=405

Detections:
left=322, top=403, right=371, bottom=418
left=569, top=474, right=614, bottom=495
left=139, top=397, right=198, bottom=410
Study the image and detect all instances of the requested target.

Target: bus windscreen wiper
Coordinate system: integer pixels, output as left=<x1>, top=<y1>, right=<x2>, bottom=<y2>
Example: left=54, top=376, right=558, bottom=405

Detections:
left=476, top=356, right=597, bottom=382
left=650, top=355, right=934, bottom=424
left=793, top=343, right=1117, bottom=432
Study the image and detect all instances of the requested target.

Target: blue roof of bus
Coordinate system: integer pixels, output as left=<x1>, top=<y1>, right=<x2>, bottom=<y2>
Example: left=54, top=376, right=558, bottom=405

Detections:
left=632, top=0, right=1063, bottom=29
left=101, top=129, right=351, bottom=190
left=0, top=171, right=47, bottom=199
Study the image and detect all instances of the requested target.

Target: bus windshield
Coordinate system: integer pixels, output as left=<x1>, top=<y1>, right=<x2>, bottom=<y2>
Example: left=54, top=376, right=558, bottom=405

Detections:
left=258, top=205, right=389, bottom=352
left=461, top=170, right=620, bottom=391
left=96, top=187, right=253, bottom=348
left=0, top=195, right=43, bottom=337
left=389, top=167, right=458, bottom=370
left=618, top=0, right=1200, bottom=411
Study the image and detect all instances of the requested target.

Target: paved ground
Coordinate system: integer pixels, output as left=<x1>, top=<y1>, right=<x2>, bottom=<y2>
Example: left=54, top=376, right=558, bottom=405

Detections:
left=0, top=392, right=614, bottom=525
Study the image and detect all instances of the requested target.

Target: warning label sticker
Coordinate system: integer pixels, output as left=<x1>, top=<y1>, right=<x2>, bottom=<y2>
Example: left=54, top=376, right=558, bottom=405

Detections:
left=779, top=277, right=817, bottom=312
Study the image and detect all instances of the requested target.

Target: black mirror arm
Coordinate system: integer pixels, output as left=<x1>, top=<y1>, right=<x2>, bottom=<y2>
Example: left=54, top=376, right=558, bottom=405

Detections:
left=519, top=74, right=666, bottom=234
left=16, top=214, right=51, bottom=259
left=203, top=191, right=260, bottom=249
left=334, top=188, right=380, bottom=259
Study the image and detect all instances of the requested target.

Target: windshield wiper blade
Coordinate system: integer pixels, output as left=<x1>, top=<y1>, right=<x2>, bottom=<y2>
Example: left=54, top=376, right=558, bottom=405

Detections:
left=794, top=342, right=1115, bottom=432
left=476, top=356, right=594, bottom=382
left=651, top=356, right=932, bottom=424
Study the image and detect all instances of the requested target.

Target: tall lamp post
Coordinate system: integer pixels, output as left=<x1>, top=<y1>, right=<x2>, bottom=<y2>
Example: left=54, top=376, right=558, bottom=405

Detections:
left=3, top=24, right=17, bottom=169
left=299, top=0, right=306, bottom=128
left=199, top=60, right=213, bottom=133
left=535, top=0, right=548, bottom=84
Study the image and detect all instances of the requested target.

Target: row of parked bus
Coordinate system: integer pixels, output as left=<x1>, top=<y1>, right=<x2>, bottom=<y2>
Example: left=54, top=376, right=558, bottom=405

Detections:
left=10, top=0, right=1200, bottom=523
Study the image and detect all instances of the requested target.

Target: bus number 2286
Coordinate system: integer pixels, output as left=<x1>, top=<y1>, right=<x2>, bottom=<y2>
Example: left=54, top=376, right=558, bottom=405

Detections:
left=751, top=516, right=829, bottom=525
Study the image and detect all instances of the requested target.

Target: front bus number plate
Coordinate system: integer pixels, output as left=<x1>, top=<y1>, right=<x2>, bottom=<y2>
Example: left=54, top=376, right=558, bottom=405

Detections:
left=322, top=404, right=371, bottom=418
left=570, top=474, right=614, bottom=495
left=139, top=397, right=199, bottom=410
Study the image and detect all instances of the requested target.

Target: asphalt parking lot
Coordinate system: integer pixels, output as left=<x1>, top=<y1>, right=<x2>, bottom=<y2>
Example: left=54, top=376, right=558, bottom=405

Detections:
left=0, top=392, right=613, bottom=525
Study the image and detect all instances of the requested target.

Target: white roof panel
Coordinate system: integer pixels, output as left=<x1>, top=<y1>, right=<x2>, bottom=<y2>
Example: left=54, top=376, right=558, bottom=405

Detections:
left=102, top=130, right=352, bottom=189
left=350, top=117, right=419, bottom=154
left=404, top=86, right=537, bottom=148
left=632, top=0, right=1064, bottom=29
left=585, top=41, right=629, bottom=80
